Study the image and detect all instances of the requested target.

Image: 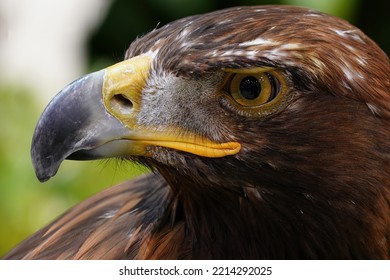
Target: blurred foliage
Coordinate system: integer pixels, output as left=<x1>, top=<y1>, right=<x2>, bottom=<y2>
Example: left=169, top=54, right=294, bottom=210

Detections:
left=1, top=0, right=388, bottom=256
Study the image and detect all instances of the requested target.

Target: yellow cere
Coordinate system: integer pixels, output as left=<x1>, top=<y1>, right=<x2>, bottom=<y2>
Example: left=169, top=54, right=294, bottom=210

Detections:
left=103, top=54, right=152, bottom=126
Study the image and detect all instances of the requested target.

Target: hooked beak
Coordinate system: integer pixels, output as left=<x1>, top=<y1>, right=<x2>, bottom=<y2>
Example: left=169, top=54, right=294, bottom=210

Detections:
left=31, top=55, right=241, bottom=182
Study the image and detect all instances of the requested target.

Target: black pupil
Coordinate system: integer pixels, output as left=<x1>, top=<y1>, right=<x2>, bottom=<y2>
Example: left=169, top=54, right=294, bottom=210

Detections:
left=239, top=76, right=261, bottom=100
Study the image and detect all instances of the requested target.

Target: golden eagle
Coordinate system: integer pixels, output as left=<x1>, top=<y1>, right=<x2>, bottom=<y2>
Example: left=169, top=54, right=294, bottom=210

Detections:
left=5, top=6, right=390, bottom=259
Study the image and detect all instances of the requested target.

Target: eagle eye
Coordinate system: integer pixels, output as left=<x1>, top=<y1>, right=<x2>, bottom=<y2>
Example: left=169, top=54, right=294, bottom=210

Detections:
left=228, top=71, right=283, bottom=106
left=221, top=69, right=289, bottom=117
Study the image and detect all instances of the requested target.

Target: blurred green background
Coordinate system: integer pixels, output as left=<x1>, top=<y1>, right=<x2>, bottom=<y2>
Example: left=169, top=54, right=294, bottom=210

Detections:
left=0, top=0, right=388, bottom=257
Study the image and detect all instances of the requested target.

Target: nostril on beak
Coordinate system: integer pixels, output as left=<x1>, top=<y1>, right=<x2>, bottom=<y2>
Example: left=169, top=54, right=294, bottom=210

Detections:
left=110, top=93, right=133, bottom=115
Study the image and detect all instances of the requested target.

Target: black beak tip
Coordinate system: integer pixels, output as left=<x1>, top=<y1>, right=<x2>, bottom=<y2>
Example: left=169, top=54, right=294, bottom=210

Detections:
left=36, top=174, right=51, bottom=183
left=31, top=148, right=60, bottom=182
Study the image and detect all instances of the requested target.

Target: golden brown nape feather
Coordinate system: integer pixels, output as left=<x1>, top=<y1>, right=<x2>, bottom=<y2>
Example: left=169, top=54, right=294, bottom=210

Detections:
left=5, top=174, right=175, bottom=259
left=4, top=6, right=390, bottom=259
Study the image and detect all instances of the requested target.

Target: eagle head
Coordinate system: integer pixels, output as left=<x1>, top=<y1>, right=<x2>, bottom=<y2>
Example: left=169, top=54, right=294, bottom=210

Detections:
left=28, top=6, right=390, bottom=259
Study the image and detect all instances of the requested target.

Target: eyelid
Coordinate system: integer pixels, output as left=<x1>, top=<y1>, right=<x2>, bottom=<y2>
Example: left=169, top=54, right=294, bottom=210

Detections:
left=222, top=66, right=276, bottom=74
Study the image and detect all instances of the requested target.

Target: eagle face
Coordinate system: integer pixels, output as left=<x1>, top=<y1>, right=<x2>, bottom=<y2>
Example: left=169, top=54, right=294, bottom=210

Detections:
left=124, top=6, right=390, bottom=190
left=33, top=6, right=389, bottom=187
left=26, top=6, right=390, bottom=259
